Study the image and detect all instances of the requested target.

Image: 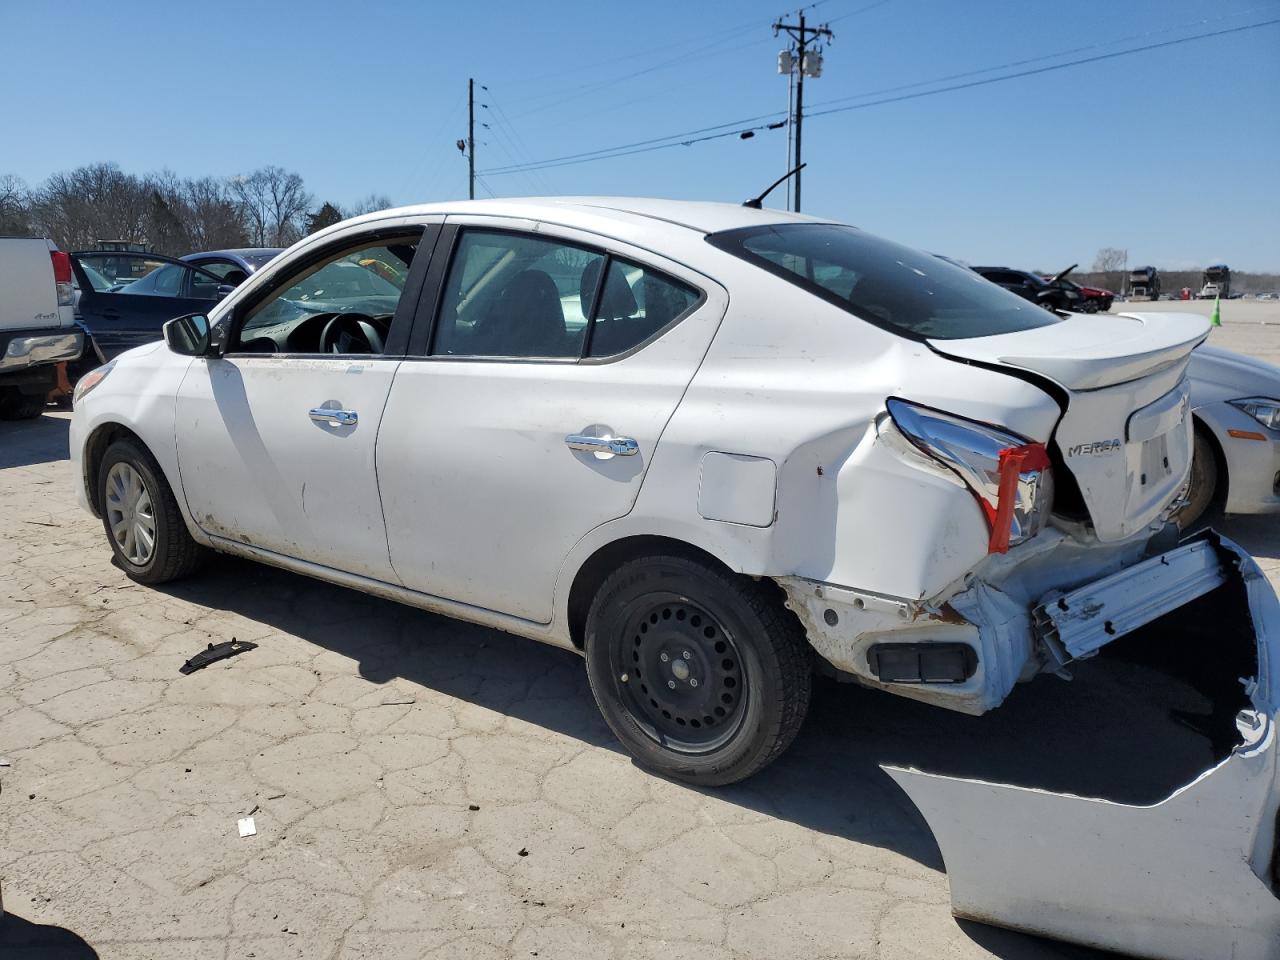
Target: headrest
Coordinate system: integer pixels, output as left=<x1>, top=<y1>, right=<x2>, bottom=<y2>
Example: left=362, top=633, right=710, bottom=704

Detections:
left=580, top=259, right=637, bottom=320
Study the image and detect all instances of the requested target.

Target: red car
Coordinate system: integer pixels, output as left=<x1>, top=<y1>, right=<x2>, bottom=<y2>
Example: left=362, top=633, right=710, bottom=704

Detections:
left=1040, top=269, right=1114, bottom=313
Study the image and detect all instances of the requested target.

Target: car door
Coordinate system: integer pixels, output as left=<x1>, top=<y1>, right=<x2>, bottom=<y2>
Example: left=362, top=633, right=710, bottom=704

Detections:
left=173, top=222, right=436, bottom=580
left=72, top=253, right=226, bottom=360
left=376, top=219, right=728, bottom=622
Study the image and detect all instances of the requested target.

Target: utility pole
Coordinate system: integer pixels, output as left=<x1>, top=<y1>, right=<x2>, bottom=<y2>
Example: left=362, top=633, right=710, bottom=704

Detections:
left=468, top=77, right=476, bottom=200
left=457, top=79, right=489, bottom=200
left=775, top=11, right=832, bottom=213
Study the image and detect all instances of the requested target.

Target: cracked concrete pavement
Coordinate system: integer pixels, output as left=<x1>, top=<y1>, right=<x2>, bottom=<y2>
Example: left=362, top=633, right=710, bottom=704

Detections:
left=1, top=314, right=1277, bottom=960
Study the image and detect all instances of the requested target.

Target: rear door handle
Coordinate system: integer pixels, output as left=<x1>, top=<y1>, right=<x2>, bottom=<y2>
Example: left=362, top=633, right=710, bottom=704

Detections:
left=565, top=434, right=638, bottom=456
left=309, top=408, right=358, bottom=426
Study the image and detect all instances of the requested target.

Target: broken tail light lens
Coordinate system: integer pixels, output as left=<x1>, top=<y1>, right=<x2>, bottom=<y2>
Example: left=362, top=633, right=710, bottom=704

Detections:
left=886, top=398, right=1054, bottom=553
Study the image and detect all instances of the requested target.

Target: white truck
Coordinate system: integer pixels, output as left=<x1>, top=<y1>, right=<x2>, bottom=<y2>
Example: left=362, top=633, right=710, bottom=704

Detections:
left=0, top=237, right=83, bottom=418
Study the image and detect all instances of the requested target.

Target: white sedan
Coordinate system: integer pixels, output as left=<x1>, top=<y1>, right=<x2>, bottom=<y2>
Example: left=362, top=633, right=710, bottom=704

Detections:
left=1181, top=345, right=1280, bottom=525
left=69, top=198, right=1278, bottom=957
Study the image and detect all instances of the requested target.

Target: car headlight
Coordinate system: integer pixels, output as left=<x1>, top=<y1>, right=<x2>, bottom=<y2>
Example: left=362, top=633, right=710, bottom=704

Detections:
left=72, top=359, right=116, bottom=406
left=887, top=398, right=1054, bottom=554
left=1228, top=397, right=1280, bottom=432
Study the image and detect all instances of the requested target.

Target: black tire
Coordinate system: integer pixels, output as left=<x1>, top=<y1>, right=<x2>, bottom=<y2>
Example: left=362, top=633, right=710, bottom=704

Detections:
left=1176, top=428, right=1219, bottom=531
left=584, top=554, right=811, bottom=786
left=0, top=388, right=45, bottom=420
left=98, top=438, right=206, bottom=584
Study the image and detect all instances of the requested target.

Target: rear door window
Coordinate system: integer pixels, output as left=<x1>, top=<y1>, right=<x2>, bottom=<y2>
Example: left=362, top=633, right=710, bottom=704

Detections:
left=710, top=224, right=1060, bottom=340
left=431, top=229, right=700, bottom=360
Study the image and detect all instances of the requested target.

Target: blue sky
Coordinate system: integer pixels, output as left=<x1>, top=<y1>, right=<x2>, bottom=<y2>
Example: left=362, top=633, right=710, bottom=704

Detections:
left=2, top=0, right=1277, bottom=270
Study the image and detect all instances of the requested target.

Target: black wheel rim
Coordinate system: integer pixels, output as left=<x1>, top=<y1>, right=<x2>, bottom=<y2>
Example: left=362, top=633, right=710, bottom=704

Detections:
left=610, top=593, right=747, bottom=754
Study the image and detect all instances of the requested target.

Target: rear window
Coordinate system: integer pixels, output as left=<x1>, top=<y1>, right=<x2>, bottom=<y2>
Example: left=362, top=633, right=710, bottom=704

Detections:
left=708, top=223, right=1061, bottom=340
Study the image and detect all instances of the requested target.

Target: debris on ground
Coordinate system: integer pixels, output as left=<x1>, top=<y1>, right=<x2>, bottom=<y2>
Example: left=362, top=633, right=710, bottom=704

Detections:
left=237, top=817, right=257, bottom=838
left=517, top=847, right=528, bottom=857
left=179, top=639, right=258, bottom=675
left=468, top=804, right=480, bottom=811
left=379, top=697, right=416, bottom=706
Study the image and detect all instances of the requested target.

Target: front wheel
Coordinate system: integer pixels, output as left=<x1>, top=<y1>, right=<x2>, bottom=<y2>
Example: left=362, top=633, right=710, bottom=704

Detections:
left=584, top=554, right=811, bottom=786
left=1175, top=429, right=1219, bottom=531
left=98, top=438, right=206, bottom=583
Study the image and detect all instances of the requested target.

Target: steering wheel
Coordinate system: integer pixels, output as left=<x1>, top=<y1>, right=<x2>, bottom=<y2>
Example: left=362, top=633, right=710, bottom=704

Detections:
left=318, top=313, right=386, bottom=354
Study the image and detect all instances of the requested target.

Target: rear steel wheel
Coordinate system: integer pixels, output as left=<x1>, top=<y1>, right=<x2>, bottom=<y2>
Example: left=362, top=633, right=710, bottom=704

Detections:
left=614, top=595, right=747, bottom=754
left=585, top=553, right=812, bottom=786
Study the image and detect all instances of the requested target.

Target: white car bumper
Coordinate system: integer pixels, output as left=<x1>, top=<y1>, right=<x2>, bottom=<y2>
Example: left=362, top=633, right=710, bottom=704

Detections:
left=885, top=534, right=1280, bottom=959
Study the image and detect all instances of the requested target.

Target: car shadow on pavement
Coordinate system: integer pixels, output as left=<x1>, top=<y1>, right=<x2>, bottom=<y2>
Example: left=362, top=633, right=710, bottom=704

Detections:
left=0, top=913, right=99, bottom=959
left=0, top=412, right=70, bottom=470
left=159, top=552, right=1242, bottom=960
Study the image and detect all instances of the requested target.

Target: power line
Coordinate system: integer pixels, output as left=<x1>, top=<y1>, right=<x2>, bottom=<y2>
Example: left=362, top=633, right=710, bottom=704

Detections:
left=478, top=16, right=1279, bottom=178
left=804, top=15, right=1280, bottom=121
left=806, top=5, right=1274, bottom=112
left=479, top=108, right=787, bottom=176
left=825, top=0, right=894, bottom=26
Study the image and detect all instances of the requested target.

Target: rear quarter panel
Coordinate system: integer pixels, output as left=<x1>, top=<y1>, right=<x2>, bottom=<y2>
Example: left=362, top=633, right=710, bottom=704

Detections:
left=555, top=255, right=1062, bottom=612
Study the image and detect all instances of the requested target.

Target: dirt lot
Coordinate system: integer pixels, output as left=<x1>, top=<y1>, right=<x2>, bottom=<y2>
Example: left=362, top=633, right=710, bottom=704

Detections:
left=1, top=308, right=1277, bottom=960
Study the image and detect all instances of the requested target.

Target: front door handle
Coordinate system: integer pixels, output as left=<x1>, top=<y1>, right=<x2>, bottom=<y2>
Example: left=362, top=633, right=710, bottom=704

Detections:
left=309, top=408, right=358, bottom=426
left=565, top=434, right=638, bottom=457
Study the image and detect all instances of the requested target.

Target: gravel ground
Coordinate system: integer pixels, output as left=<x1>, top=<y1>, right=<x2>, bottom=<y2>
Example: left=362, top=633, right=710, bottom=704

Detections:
left=1, top=311, right=1276, bottom=960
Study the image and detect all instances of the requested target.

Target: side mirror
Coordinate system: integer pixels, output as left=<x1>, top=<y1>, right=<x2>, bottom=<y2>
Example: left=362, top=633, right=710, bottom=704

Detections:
left=215, top=284, right=237, bottom=300
left=163, top=313, right=211, bottom=356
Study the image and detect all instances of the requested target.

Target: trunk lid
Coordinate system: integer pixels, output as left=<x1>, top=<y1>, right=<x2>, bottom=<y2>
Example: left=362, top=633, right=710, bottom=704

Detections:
left=929, top=311, right=1210, bottom=541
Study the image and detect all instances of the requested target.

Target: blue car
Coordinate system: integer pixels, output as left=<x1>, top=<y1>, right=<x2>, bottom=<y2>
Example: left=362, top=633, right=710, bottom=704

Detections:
left=180, top=248, right=283, bottom=287
left=69, top=248, right=281, bottom=370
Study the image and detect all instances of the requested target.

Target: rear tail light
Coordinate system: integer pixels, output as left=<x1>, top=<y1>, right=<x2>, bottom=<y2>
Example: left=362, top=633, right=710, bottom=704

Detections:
left=50, top=251, right=74, bottom=307
left=886, top=398, right=1054, bottom=553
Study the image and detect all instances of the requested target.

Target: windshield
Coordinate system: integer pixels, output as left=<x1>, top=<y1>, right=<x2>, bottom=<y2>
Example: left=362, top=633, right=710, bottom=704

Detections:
left=709, top=223, right=1060, bottom=340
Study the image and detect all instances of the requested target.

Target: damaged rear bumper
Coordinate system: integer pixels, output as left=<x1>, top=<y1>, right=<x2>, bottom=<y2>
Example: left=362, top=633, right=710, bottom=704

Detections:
left=887, top=534, right=1280, bottom=959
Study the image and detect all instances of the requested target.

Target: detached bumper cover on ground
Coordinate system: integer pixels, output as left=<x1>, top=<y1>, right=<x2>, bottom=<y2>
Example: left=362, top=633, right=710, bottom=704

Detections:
left=888, top=533, right=1280, bottom=960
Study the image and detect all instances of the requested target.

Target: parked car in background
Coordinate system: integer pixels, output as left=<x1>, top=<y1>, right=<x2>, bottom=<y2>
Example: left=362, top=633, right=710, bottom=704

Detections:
left=1179, top=344, right=1280, bottom=527
left=1039, top=271, right=1114, bottom=312
left=180, top=248, right=282, bottom=287
left=69, top=252, right=233, bottom=373
left=971, top=265, right=1081, bottom=312
left=69, top=199, right=1279, bottom=956
left=0, top=237, right=82, bottom=418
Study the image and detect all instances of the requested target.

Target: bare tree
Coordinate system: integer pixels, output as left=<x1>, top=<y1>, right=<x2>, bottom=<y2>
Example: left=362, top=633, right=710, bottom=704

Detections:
left=231, top=166, right=312, bottom=247
left=0, top=174, right=31, bottom=235
left=347, top=193, right=393, bottom=217
left=1092, top=247, right=1128, bottom=294
left=29, top=163, right=151, bottom=251
left=182, top=176, right=249, bottom=250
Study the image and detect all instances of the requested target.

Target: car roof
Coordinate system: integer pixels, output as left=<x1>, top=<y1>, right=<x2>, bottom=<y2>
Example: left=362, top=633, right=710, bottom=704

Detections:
left=182, top=248, right=284, bottom=260
left=340, top=197, right=834, bottom=237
